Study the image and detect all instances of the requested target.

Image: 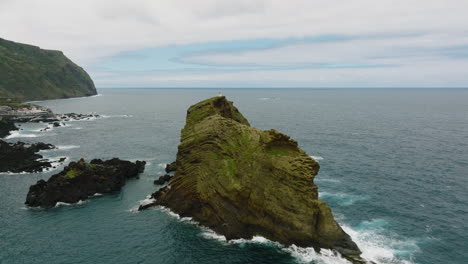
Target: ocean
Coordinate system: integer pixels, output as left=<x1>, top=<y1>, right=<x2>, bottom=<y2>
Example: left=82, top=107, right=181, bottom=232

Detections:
left=1, top=88, right=467, bottom=264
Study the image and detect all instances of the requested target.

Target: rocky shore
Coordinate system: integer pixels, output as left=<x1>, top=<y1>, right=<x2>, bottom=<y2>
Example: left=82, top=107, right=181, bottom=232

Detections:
left=25, top=158, right=146, bottom=208
left=0, top=140, right=59, bottom=173
left=140, top=96, right=364, bottom=263
left=0, top=118, right=18, bottom=138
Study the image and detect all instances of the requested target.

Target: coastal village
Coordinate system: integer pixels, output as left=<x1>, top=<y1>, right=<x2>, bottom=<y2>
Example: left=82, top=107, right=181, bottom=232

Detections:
left=0, top=98, right=54, bottom=120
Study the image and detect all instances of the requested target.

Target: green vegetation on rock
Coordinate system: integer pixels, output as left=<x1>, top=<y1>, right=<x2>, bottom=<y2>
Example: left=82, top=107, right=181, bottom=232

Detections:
left=0, top=38, right=97, bottom=101
left=152, top=96, right=364, bottom=263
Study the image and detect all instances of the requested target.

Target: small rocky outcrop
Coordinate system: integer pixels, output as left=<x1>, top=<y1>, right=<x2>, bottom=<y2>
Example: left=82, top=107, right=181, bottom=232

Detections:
left=154, top=174, right=172, bottom=185
left=55, top=113, right=100, bottom=122
left=165, top=161, right=177, bottom=173
left=0, top=140, right=56, bottom=173
left=141, top=96, right=363, bottom=262
left=25, top=158, right=146, bottom=208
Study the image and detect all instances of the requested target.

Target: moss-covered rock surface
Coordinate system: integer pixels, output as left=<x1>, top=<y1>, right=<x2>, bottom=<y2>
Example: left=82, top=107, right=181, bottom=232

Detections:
left=25, top=158, right=146, bottom=208
left=146, top=96, right=363, bottom=262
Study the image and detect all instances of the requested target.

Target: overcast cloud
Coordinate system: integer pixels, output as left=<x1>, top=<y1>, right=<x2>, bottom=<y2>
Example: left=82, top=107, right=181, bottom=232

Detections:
left=1, top=0, right=468, bottom=87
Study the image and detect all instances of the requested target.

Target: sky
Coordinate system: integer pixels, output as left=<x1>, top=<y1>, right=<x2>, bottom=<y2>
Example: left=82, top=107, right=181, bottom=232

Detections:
left=1, top=0, right=468, bottom=88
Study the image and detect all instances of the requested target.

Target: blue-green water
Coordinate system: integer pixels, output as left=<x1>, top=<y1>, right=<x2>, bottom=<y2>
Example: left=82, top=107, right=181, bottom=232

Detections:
left=1, top=89, right=467, bottom=264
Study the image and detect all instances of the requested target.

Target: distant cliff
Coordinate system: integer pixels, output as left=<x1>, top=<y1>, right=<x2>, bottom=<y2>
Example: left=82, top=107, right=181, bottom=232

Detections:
left=0, top=38, right=97, bottom=101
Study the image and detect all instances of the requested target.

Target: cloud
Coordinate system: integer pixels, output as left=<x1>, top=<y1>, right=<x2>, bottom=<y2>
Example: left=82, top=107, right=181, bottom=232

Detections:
left=2, top=0, right=467, bottom=63
left=1, top=0, right=468, bottom=87
left=178, top=33, right=468, bottom=68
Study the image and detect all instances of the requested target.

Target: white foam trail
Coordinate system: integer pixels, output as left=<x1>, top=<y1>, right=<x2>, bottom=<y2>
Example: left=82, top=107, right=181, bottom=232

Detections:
left=5, top=131, right=38, bottom=139
left=310, top=155, right=324, bottom=161
left=101, top=114, right=133, bottom=118
left=66, top=116, right=99, bottom=122
left=56, top=145, right=80, bottom=150
left=129, top=196, right=156, bottom=213
left=200, top=227, right=227, bottom=242
left=55, top=200, right=87, bottom=207
left=258, top=97, right=279, bottom=101
left=0, top=171, right=29, bottom=175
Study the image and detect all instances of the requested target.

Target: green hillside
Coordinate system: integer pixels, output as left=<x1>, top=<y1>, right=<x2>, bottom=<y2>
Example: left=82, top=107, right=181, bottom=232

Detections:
left=0, top=38, right=97, bottom=101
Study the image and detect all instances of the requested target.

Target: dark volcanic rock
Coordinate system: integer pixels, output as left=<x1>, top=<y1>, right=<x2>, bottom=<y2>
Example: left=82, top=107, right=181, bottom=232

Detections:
left=165, top=161, right=177, bottom=173
left=0, top=118, right=18, bottom=138
left=140, top=96, right=364, bottom=263
left=0, top=140, right=55, bottom=173
left=154, top=174, right=172, bottom=185
left=55, top=113, right=100, bottom=122
left=25, top=158, right=146, bottom=208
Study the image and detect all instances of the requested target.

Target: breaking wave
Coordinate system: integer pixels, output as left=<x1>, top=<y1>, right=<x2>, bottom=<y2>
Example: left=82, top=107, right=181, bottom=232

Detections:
left=310, top=155, right=324, bottom=161
left=56, top=145, right=80, bottom=150
left=5, top=131, right=38, bottom=139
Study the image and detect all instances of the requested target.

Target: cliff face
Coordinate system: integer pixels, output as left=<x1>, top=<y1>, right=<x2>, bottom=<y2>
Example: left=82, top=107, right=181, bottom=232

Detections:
left=0, top=38, right=97, bottom=101
left=151, top=96, right=363, bottom=262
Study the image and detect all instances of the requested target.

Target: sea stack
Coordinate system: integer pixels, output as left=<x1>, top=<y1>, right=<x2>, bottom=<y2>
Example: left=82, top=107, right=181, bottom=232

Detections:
left=143, top=96, right=363, bottom=262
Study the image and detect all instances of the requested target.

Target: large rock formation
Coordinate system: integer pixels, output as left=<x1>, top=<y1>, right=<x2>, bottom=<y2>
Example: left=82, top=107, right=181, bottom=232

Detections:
left=0, top=140, right=56, bottom=173
left=142, top=96, right=363, bottom=262
left=25, top=158, right=146, bottom=208
left=0, top=38, right=97, bottom=101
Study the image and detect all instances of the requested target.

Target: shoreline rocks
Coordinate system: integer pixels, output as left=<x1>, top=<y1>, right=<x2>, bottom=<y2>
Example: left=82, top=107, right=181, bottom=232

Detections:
left=0, top=118, right=18, bottom=138
left=25, top=158, right=146, bottom=208
left=154, top=174, right=172, bottom=185
left=165, top=161, right=177, bottom=173
left=140, top=96, right=364, bottom=263
left=0, top=140, right=57, bottom=173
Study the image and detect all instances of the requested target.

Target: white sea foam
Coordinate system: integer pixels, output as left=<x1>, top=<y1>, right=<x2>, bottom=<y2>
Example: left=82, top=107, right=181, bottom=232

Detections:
left=0, top=171, right=29, bottom=175
left=56, top=145, right=80, bottom=150
left=55, top=200, right=87, bottom=207
left=128, top=196, right=156, bottom=213
left=101, top=114, right=133, bottom=118
left=310, top=155, right=324, bottom=161
left=5, top=131, right=38, bottom=139
left=342, top=220, right=418, bottom=264
left=284, top=246, right=351, bottom=264
left=258, top=97, right=279, bottom=101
